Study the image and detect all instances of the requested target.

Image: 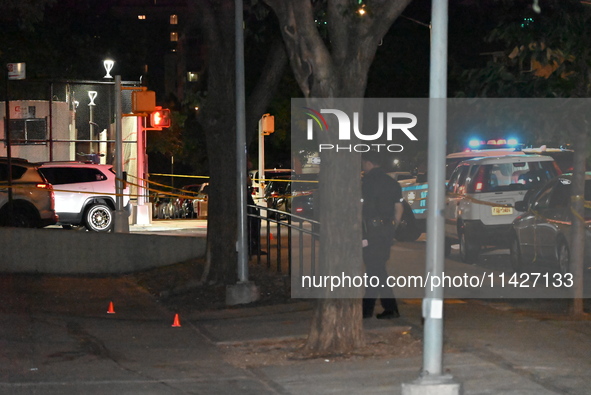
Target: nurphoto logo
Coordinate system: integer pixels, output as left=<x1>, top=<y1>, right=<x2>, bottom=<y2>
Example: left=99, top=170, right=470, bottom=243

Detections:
left=303, top=107, right=418, bottom=152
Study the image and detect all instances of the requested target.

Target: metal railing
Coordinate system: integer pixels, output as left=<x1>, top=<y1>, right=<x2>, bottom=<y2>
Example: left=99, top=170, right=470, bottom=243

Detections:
left=248, top=204, right=319, bottom=276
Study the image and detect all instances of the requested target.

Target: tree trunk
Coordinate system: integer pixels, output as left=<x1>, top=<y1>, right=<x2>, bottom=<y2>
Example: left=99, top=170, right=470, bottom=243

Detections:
left=190, top=0, right=288, bottom=285
left=569, top=118, right=587, bottom=316
left=191, top=0, right=239, bottom=285
left=266, top=0, right=413, bottom=355
left=305, top=299, right=364, bottom=354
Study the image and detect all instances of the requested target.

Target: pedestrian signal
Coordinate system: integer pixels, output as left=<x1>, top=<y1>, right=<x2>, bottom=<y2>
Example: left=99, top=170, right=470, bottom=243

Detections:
left=150, top=107, right=171, bottom=128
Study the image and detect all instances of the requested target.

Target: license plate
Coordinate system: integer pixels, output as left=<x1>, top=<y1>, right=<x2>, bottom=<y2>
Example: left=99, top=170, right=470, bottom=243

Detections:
left=492, top=206, right=513, bottom=216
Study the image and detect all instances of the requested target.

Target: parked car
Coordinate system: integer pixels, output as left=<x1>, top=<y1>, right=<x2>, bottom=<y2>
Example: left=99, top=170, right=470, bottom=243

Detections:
left=0, top=158, right=58, bottom=228
left=291, top=173, right=319, bottom=220
left=264, top=176, right=291, bottom=219
left=182, top=183, right=209, bottom=218
left=444, top=154, right=560, bottom=263
left=522, top=146, right=573, bottom=173
left=510, top=173, right=591, bottom=275
left=401, top=147, right=527, bottom=241
left=152, top=193, right=177, bottom=219
left=249, top=168, right=292, bottom=202
left=38, top=162, right=130, bottom=232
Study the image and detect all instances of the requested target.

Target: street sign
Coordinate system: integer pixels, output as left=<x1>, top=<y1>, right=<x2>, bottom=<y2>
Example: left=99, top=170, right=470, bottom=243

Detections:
left=7, top=63, right=26, bottom=80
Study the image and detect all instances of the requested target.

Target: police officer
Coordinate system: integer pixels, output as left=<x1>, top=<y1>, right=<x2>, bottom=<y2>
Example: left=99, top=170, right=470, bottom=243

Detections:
left=361, top=151, right=404, bottom=319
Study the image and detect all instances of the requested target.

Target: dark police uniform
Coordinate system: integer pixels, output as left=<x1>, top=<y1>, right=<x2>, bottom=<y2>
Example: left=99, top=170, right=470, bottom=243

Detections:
left=362, top=166, right=402, bottom=318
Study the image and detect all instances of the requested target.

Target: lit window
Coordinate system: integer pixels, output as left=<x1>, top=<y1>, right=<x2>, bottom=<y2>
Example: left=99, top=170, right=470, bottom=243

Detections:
left=170, top=32, right=178, bottom=42
left=138, top=15, right=146, bottom=20
left=187, top=72, right=199, bottom=82
left=170, top=15, right=178, bottom=25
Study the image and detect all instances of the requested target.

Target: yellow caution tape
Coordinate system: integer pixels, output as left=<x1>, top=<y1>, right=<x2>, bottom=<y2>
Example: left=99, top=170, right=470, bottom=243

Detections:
left=447, top=193, right=513, bottom=208
left=147, top=173, right=210, bottom=179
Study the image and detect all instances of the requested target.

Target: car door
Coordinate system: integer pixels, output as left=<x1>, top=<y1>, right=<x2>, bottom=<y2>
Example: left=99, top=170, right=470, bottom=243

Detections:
left=40, top=167, right=93, bottom=218
left=536, top=179, right=570, bottom=261
left=444, top=163, right=470, bottom=238
left=514, top=184, right=550, bottom=263
left=526, top=182, right=555, bottom=263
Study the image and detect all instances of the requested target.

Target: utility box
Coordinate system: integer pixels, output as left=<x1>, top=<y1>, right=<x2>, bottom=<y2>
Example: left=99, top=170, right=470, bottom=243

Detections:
left=132, top=90, right=156, bottom=114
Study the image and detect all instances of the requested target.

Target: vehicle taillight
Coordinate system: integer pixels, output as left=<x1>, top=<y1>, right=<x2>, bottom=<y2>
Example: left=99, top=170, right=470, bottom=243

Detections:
left=296, top=207, right=303, bottom=213
left=469, top=167, right=486, bottom=193
left=39, top=183, right=56, bottom=209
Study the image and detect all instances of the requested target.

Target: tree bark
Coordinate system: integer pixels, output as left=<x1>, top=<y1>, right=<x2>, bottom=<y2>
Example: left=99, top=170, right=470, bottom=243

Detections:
left=266, top=0, right=413, bottom=354
left=190, top=0, right=288, bottom=285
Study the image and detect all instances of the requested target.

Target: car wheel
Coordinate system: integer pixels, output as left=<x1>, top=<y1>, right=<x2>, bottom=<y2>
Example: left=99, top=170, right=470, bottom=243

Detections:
left=459, top=224, right=480, bottom=263
left=510, top=234, right=525, bottom=273
left=556, top=239, right=570, bottom=275
left=85, top=204, right=113, bottom=232
left=9, top=209, right=36, bottom=228
left=394, top=203, right=422, bottom=242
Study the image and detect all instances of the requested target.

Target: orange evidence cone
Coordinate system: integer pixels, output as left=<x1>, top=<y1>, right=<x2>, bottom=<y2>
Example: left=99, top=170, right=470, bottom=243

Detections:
left=269, top=233, right=274, bottom=240
left=107, top=301, right=116, bottom=314
left=172, top=314, right=181, bottom=327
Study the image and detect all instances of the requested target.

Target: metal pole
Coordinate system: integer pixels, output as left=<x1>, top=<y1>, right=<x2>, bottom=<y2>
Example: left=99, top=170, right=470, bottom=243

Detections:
left=137, top=117, right=145, bottom=206
left=226, top=0, right=259, bottom=306
left=89, top=104, right=94, bottom=153
left=258, top=118, right=265, bottom=202
left=403, top=2, right=461, bottom=393
left=49, top=83, right=54, bottom=161
left=235, top=0, right=248, bottom=282
left=423, top=0, right=448, bottom=377
left=4, top=70, right=13, bottom=224
left=114, top=75, right=129, bottom=233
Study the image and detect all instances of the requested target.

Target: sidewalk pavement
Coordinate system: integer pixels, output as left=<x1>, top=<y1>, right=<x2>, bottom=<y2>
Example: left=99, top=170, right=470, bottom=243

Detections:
left=0, top=274, right=589, bottom=394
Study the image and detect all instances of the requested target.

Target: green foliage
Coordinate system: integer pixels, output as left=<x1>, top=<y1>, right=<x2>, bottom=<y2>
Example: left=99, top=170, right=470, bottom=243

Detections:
left=456, top=0, right=591, bottom=152
left=458, top=0, right=591, bottom=99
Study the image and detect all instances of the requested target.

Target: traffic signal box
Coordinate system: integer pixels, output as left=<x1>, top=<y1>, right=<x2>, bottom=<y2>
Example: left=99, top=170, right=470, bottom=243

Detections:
left=261, top=113, right=275, bottom=135
left=150, top=106, right=171, bottom=129
left=132, top=90, right=156, bottom=114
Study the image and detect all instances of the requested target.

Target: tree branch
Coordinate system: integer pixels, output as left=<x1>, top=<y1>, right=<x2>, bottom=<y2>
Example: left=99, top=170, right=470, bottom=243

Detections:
left=265, top=0, right=332, bottom=97
left=246, top=37, right=289, bottom=141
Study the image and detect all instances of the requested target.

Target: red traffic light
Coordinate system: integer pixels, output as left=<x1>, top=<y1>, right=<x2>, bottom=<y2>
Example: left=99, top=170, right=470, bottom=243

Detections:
left=150, top=107, right=171, bottom=128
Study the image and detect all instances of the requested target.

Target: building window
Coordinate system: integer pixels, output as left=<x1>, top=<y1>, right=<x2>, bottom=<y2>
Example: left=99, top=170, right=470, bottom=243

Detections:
left=7, top=119, right=47, bottom=145
left=170, top=32, right=178, bottom=42
left=138, top=15, right=146, bottom=20
left=170, top=14, right=178, bottom=25
left=187, top=72, right=199, bottom=82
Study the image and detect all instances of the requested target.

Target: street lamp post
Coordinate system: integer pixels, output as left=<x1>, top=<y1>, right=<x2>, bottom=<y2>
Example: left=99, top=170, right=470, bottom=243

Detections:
left=88, top=91, right=97, bottom=154
left=103, top=59, right=114, bottom=79
left=402, top=1, right=461, bottom=394
left=226, top=0, right=259, bottom=306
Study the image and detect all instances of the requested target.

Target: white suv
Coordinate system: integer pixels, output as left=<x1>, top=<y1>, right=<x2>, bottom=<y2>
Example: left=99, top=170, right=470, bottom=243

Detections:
left=38, top=162, right=130, bottom=232
left=401, top=148, right=526, bottom=241
left=444, top=155, right=559, bottom=263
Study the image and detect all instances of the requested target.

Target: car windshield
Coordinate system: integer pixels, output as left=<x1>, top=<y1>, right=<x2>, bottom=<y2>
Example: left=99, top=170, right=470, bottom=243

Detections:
left=446, top=157, right=478, bottom=179
left=469, top=161, right=557, bottom=193
left=291, top=174, right=318, bottom=193
left=265, top=179, right=290, bottom=195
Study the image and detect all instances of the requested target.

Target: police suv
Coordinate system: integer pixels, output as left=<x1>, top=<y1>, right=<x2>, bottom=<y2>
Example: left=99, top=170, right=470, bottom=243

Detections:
left=400, top=139, right=525, bottom=241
